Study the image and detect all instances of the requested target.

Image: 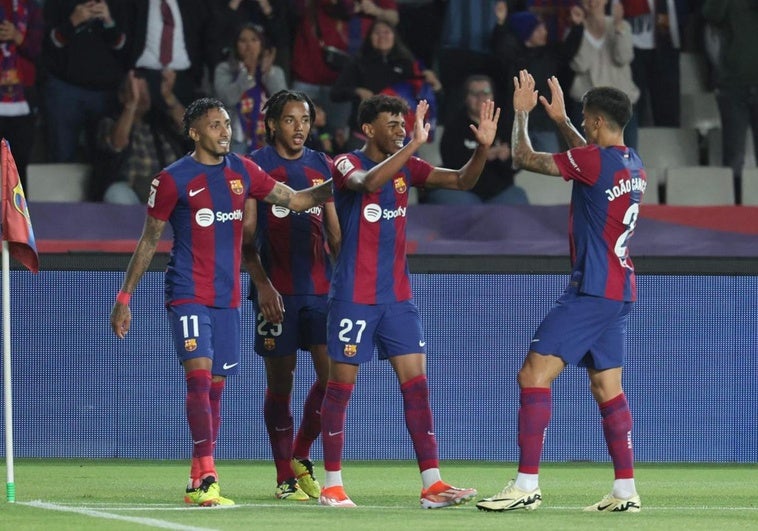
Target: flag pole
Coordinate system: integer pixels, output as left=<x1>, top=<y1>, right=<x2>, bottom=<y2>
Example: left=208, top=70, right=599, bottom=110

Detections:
left=0, top=138, right=38, bottom=503
left=2, top=239, right=14, bottom=502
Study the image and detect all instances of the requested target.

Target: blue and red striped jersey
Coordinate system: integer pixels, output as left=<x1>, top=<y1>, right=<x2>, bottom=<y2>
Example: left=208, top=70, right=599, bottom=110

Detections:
left=330, top=150, right=432, bottom=304
left=249, top=145, right=334, bottom=295
left=148, top=153, right=277, bottom=308
left=553, top=145, right=646, bottom=301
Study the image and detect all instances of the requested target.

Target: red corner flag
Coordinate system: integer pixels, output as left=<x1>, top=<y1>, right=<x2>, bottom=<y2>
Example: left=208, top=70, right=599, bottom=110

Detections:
left=1, top=138, right=39, bottom=274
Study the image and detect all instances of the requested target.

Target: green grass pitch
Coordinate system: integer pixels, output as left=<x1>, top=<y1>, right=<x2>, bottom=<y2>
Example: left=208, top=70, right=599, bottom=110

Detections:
left=2, top=460, right=756, bottom=530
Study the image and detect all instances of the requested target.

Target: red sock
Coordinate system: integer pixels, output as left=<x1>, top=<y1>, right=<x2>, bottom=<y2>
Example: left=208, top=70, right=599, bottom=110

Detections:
left=600, top=393, right=635, bottom=479
left=293, top=381, right=325, bottom=459
left=400, top=375, right=439, bottom=471
left=186, top=369, right=213, bottom=459
left=264, top=389, right=294, bottom=484
left=209, top=379, right=225, bottom=448
left=517, top=387, right=551, bottom=474
left=321, top=381, right=353, bottom=472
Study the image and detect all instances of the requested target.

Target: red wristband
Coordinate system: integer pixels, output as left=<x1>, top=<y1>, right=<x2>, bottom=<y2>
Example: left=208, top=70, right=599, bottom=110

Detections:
left=116, top=291, right=131, bottom=306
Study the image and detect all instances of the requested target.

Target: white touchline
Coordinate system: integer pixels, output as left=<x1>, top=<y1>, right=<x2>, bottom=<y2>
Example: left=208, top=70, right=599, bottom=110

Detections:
left=22, top=501, right=221, bottom=531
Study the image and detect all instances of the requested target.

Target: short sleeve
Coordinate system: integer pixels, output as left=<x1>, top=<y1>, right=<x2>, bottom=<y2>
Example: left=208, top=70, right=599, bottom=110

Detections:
left=552, top=145, right=602, bottom=186
left=242, top=157, right=278, bottom=200
left=332, top=153, right=360, bottom=191
left=406, top=156, right=434, bottom=187
left=147, top=171, right=178, bottom=221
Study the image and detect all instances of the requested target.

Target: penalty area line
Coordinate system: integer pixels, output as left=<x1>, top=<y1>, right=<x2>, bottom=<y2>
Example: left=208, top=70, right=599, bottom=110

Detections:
left=21, top=500, right=221, bottom=531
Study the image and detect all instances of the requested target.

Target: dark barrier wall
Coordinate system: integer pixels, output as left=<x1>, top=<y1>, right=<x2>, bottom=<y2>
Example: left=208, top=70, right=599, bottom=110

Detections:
left=1, top=265, right=756, bottom=462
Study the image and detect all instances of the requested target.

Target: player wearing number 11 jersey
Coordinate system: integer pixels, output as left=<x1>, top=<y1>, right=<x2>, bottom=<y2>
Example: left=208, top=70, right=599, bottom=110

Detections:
left=477, top=71, right=645, bottom=514
left=110, top=98, right=333, bottom=507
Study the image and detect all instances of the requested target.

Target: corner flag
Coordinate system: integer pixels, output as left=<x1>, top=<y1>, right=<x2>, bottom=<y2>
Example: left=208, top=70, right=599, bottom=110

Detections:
left=1, top=138, right=39, bottom=503
left=1, top=138, right=39, bottom=273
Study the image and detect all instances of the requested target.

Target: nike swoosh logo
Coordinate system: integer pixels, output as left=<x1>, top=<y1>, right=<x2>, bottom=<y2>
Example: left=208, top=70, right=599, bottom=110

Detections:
left=275, top=425, right=293, bottom=432
left=189, top=187, right=205, bottom=197
left=419, top=341, right=426, bottom=347
left=427, top=431, right=435, bottom=436
left=222, top=362, right=239, bottom=370
left=531, top=339, right=540, bottom=343
left=192, top=439, right=207, bottom=445
left=328, top=430, right=343, bottom=437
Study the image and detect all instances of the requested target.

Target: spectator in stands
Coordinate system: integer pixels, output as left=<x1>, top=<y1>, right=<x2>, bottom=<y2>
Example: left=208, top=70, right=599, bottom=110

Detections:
left=424, top=75, right=526, bottom=205
left=527, top=0, right=581, bottom=44
left=213, top=23, right=287, bottom=154
left=91, top=69, right=188, bottom=204
left=396, top=0, right=444, bottom=69
left=330, top=19, right=441, bottom=150
left=0, top=0, right=42, bottom=193
left=290, top=0, right=398, bottom=137
left=568, top=0, right=640, bottom=149
left=122, top=0, right=211, bottom=111
left=437, top=0, right=502, bottom=124
left=207, top=0, right=289, bottom=80
left=41, top=0, right=128, bottom=163
left=702, top=0, right=758, bottom=205
left=304, top=103, right=346, bottom=155
left=492, top=5, right=583, bottom=153
left=621, top=0, right=692, bottom=127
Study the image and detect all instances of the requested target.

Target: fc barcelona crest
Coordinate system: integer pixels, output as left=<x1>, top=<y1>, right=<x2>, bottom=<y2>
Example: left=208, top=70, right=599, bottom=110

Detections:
left=229, top=179, right=244, bottom=195
left=343, top=344, right=357, bottom=358
left=264, top=337, right=276, bottom=351
left=184, top=338, right=198, bottom=352
left=393, top=177, right=407, bottom=194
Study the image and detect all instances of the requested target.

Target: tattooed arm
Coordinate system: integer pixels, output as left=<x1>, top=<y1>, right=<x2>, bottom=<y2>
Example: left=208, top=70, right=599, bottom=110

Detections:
left=540, top=76, right=587, bottom=149
left=511, top=70, right=562, bottom=176
left=263, top=179, right=334, bottom=212
left=110, top=215, right=166, bottom=338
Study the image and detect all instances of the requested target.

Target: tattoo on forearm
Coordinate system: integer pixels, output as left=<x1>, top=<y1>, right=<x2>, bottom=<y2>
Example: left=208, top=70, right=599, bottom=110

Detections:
left=511, top=111, right=529, bottom=167
left=557, top=120, right=586, bottom=149
left=269, top=184, right=294, bottom=208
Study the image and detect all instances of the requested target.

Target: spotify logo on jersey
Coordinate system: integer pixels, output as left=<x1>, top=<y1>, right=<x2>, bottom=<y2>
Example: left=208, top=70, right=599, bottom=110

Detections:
left=363, top=203, right=382, bottom=222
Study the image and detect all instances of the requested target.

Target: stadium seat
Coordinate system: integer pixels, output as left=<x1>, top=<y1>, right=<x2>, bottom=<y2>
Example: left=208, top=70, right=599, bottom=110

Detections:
left=707, top=128, right=757, bottom=169
left=514, top=169, right=570, bottom=205
left=637, top=127, right=699, bottom=171
left=664, top=166, right=734, bottom=205
left=741, top=167, right=758, bottom=206
left=26, top=162, right=91, bottom=202
left=679, top=52, right=720, bottom=135
left=642, top=167, right=660, bottom=204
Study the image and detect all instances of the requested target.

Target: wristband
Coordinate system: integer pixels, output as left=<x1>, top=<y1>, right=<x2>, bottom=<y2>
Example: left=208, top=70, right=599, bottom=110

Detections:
left=116, top=291, right=131, bottom=306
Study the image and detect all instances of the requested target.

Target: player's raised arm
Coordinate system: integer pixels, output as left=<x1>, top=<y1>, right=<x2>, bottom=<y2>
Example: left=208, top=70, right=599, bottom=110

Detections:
left=540, top=76, right=586, bottom=149
left=511, top=69, right=561, bottom=176
left=425, top=98, right=501, bottom=190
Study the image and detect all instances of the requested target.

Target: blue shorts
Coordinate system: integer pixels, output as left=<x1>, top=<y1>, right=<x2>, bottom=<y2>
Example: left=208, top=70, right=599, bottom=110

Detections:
left=167, top=304, right=241, bottom=376
left=530, top=285, right=633, bottom=370
left=327, top=299, right=426, bottom=364
left=254, top=294, right=328, bottom=357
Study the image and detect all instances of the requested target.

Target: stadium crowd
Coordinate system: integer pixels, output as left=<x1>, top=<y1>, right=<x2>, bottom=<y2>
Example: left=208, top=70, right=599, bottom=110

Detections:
left=2, top=0, right=746, bottom=203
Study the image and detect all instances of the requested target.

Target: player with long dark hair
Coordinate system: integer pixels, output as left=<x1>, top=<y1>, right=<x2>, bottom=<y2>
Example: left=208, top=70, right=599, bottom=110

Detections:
left=243, top=89, right=340, bottom=501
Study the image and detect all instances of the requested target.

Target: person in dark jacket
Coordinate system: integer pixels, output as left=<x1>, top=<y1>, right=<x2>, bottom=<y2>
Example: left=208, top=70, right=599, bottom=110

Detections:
left=41, top=0, right=129, bottom=162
